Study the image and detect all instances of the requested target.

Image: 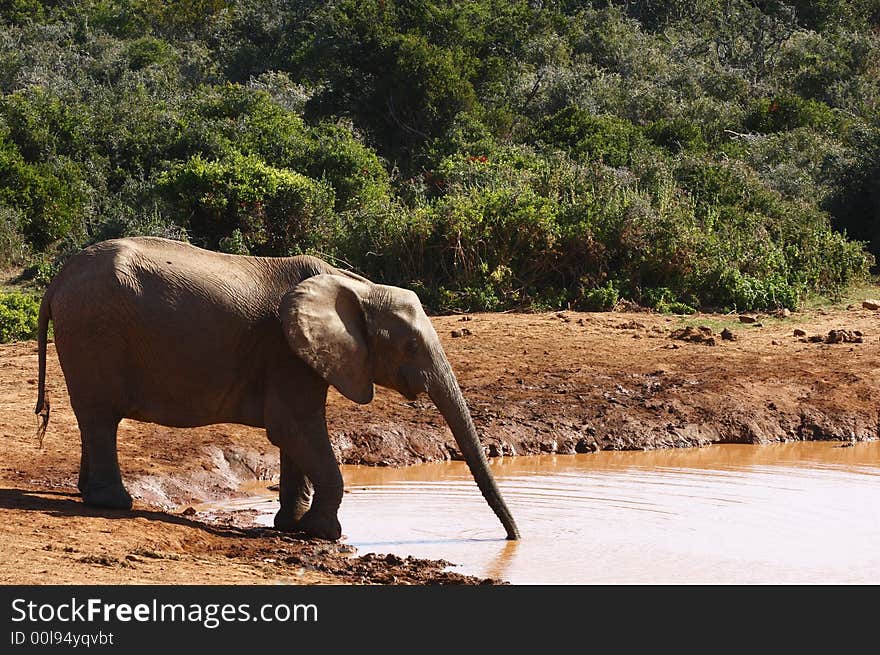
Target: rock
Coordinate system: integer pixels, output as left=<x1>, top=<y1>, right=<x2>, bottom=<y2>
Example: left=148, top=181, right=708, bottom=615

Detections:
left=461, top=327, right=472, bottom=336
left=793, top=329, right=807, bottom=337
left=181, top=507, right=196, bottom=516
left=458, top=315, right=472, bottom=322
left=825, top=329, right=863, bottom=344
left=450, top=330, right=462, bottom=338
left=556, top=440, right=578, bottom=455
left=847, top=304, right=857, bottom=310
left=825, top=330, right=844, bottom=344
left=669, top=326, right=717, bottom=345
left=771, top=340, right=781, bottom=345
left=720, top=328, right=736, bottom=341
left=753, top=322, right=763, bottom=327
left=739, top=315, right=757, bottom=323
left=575, top=438, right=600, bottom=454
left=808, top=335, right=824, bottom=343
left=863, top=300, right=880, bottom=310
left=774, top=308, right=791, bottom=318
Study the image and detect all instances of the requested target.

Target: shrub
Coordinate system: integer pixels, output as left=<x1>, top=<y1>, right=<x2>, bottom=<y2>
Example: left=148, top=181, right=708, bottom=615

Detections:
left=0, top=138, right=87, bottom=250
left=414, top=185, right=561, bottom=307
left=538, top=107, right=650, bottom=167
left=646, top=118, right=707, bottom=153
left=0, top=203, right=30, bottom=267
left=294, top=122, right=391, bottom=213
left=125, top=36, right=179, bottom=71
left=746, top=94, right=837, bottom=134
left=0, top=292, right=40, bottom=343
left=643, top=287, right=696, bottom=314
left=155, top=152, right=336, bottom=256
left=577, top=280, right=619, bottom=311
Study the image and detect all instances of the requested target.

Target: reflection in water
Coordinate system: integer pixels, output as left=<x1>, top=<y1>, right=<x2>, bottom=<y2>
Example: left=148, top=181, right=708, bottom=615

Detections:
left=228, top=442, right=880, bottom=584
left=484, top=540, right=520, bottom=582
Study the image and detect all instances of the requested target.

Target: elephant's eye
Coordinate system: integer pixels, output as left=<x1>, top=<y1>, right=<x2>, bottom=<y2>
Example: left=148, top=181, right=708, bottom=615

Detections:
left=404, top=336, right=420, bottom=355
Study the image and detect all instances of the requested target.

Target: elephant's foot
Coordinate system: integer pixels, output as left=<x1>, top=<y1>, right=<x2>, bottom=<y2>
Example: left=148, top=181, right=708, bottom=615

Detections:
left=273, top=509, right=302, bottom=532
left=274, top=508, right=341, bottom=540
left=82, top=481, right=132, bottom=510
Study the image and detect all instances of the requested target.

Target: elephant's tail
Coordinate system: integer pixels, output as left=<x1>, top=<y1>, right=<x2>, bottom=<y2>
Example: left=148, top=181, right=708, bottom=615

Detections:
left=34, top=288, right=52, bottom=447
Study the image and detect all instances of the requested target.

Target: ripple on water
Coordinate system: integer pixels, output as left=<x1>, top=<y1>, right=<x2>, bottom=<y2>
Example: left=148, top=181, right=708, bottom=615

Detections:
left=217, top=442, right=880, bottom=584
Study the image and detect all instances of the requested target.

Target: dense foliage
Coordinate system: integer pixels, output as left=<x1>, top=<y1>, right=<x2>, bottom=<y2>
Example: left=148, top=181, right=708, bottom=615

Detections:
left=0, top=0, right=877, bottom=315
left=0, top=291, right=39, bottom=342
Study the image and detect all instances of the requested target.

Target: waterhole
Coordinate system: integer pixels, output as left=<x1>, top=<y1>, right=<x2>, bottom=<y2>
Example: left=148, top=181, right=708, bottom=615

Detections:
left=213, top=441, right=880, bottom=584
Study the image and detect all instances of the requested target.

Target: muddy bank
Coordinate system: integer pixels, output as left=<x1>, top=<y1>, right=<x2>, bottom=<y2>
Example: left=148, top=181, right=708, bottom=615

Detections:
left=1, top=302, right=878, bottom=583
left=334, top=307, right=880, bottom=467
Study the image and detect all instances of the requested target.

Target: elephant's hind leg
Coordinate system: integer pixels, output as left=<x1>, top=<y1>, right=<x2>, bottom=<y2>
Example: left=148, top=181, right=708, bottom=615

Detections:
left=274, top=450, right=314, bottom=531
left=76, top=413, right=132, bottom=510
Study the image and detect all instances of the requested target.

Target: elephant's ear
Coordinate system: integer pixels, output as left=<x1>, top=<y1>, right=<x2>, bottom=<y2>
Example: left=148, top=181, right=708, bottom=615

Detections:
left=280, top=274, right=374, bottom=405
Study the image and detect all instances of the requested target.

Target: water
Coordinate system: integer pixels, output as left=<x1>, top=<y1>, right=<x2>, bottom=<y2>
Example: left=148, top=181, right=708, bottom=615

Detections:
left=218, top=442, right=880, bottom=584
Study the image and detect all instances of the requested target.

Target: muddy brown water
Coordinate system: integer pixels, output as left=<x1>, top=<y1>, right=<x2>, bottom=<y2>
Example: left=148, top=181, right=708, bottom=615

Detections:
left=208, top=442, right=880, bottom=584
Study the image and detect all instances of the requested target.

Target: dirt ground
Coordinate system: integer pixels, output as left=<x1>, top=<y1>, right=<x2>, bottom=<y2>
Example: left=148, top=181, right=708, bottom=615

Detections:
left=1, top=297, right=879, bottom=584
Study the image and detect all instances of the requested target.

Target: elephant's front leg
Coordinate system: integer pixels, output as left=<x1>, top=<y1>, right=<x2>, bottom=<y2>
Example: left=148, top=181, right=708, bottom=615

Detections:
left=266, top=416, right=343, bottom=540
left=289, top=418, right=344, bottom=540
left=273, top=450, right=314, bottom=531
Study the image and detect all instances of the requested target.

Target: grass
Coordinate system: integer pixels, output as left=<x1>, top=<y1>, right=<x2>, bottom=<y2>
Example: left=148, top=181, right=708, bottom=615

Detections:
left=800, top=276, right=880, bottom=312
left=667, top=275, right=880, bottom=334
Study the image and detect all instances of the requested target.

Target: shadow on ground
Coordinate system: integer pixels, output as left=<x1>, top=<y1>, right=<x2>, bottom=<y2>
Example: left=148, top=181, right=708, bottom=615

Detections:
left=0, top=486, right=306, bottom=542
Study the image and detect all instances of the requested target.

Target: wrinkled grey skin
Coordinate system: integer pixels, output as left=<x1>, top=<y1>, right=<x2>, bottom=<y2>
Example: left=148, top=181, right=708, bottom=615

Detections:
left=34, top=237, right=519, bottom=541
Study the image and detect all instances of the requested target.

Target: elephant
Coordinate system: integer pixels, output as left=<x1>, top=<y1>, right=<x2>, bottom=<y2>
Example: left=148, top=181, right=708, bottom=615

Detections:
left=33, top=237, right=519, bottom=541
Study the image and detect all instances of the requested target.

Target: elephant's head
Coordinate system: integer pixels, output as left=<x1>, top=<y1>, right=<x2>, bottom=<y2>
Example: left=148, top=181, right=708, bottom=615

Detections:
left=280, top=273, right=520, bottom=540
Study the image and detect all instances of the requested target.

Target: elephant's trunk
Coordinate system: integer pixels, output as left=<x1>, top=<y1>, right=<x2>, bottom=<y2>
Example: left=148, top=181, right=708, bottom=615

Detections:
left=428, top=355, right=520, bottom=540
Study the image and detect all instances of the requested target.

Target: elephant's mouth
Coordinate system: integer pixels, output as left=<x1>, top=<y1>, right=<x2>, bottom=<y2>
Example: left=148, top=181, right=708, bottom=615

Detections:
left=396, top=366, right=425, bottom=401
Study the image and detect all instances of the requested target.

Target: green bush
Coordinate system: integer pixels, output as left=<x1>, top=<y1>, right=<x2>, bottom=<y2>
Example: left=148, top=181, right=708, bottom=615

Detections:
left=746, top=94, right=837, bottom=134
left=0, top=292, right=40, bottom=343
left=0, top=203, right=30, bottom=267
left=578, top=280, right=620, bottom=311
left=125, top=36, right=179, bottom=71
left=156, top=151, right=336, bottom=256
left=412, top=184, right=561, bottom=307
left=646, top=118, right=707, bottom=153
left=0, top=142, right=87, bottom=249
left=538, top=107, right=650, bottom=167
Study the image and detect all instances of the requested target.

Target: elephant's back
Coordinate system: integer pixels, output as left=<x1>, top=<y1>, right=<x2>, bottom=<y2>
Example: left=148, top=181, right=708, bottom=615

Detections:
left=48, top=238, right=285, bottom=425
left=52, top=237, right=279, bottom=317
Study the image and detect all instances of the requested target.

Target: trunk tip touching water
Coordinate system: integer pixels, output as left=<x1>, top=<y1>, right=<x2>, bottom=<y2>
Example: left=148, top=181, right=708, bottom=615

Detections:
left=429, top=378, right=520, bottom=541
